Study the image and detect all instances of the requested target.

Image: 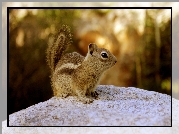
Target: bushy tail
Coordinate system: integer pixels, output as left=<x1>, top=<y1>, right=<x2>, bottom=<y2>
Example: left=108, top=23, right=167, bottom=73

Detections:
left=46, top=25, right=72, bottom=72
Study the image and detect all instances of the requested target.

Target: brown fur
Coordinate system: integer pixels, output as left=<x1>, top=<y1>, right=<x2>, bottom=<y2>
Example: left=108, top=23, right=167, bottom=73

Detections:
left=47, top=25, right=117, bottom=104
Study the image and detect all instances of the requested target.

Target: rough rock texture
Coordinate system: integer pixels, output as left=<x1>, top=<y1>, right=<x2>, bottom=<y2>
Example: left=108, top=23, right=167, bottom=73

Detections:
left=6, top=85, right=171, bottom=126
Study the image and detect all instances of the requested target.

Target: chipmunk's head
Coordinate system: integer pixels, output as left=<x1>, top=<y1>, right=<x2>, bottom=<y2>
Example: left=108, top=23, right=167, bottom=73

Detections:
left=85, top=43, right=117, bottom=70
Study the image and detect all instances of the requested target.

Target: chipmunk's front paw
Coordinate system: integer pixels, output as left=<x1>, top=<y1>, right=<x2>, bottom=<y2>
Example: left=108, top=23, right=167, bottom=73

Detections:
left=91, top=91, right=99, bottom=99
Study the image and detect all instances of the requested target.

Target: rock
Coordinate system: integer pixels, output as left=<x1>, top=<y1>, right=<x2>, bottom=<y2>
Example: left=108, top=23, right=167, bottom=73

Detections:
left=3, top=85, right=179, bottom=133
left=6, top=85, right=172, bottom=126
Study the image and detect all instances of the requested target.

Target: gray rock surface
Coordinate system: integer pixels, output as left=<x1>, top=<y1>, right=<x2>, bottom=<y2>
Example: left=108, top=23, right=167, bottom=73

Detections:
left=7, top=85, right=171, bottom=126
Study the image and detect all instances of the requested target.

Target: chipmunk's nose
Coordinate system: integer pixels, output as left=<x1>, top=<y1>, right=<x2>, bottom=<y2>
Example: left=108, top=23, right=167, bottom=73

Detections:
left=114, top=58, right=117, bottom=64
left=113, top=55, right=117, bottom=64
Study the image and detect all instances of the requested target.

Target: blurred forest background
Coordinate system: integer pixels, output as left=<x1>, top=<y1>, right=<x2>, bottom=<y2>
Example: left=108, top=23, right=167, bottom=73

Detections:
left=8, top=8, right=171, bottom=115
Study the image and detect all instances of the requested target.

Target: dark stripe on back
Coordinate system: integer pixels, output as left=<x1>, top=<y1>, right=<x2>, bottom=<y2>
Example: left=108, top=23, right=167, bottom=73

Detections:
left=59, top=68, right=74, bottom=75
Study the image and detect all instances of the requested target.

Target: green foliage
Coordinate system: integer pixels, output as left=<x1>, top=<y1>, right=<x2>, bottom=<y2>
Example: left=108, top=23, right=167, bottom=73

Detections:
left=138, top=10, right=171, bottom=94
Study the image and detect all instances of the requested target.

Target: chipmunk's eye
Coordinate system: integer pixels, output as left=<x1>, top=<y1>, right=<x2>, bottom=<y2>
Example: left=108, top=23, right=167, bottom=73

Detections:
left=101, top=51, right=108, bottom=59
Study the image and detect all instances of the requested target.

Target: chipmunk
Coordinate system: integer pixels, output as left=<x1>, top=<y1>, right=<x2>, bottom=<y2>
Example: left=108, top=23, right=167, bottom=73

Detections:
left=46, top=25, right=117, bottom=104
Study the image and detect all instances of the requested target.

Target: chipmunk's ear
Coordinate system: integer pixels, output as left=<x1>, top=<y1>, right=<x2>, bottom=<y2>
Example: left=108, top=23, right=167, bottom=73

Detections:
left=88, top=43, right=97, bottom=55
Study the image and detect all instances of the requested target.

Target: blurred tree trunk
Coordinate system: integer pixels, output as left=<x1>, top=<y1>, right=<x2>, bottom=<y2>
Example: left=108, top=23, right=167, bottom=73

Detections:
left=135, top=53, right=142, bottom=87
left=154, top=10, right=161, bottom=90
